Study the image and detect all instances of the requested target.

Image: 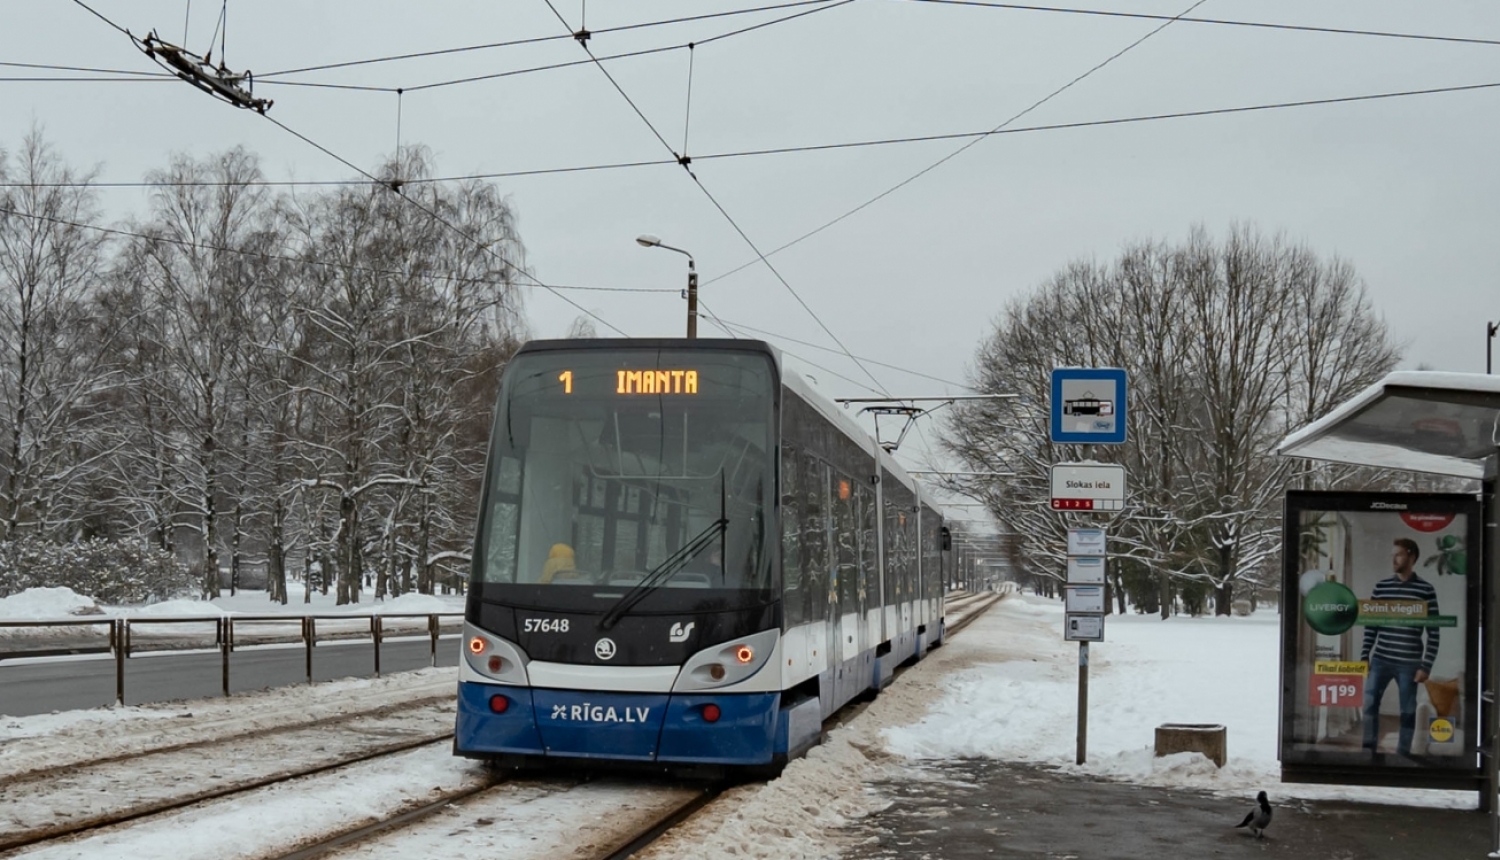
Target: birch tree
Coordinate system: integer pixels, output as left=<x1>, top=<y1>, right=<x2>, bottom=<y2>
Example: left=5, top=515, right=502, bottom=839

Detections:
left=122, top=147, right=278, bottom=598
left=0, top=131, right=112, bottom=542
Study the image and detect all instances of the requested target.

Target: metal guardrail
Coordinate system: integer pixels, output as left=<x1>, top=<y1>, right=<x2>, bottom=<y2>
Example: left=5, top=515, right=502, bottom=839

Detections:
left=0, top=613, right=464, bottom=705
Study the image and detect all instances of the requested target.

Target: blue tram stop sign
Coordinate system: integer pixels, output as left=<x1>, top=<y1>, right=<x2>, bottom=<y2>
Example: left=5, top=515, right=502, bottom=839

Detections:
left=1051, top=368, right=1127, bottom=444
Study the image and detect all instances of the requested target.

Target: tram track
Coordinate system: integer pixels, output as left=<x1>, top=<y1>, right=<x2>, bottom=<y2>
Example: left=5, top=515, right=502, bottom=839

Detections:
left=4, top=593, right=1005, bottom=860
left=248, top=595, right=1003, bottom=860
left=258, top=777, right=718, bottom=860
left=0, top=699, right=457, bottom=854
left=0, top=675, right=456, bottom=782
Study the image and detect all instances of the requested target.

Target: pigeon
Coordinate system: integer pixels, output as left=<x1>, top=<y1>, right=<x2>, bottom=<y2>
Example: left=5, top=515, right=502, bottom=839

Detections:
left=1235, top=790, right=1273, bottom=839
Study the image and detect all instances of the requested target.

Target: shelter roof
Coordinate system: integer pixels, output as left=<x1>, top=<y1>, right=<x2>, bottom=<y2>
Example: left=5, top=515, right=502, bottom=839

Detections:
left=1276, top=371, right=1500, bottom=479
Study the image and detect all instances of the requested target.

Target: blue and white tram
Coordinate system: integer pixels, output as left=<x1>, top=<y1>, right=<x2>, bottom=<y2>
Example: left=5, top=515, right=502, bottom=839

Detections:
left=455, top=338, right=948, bottom=771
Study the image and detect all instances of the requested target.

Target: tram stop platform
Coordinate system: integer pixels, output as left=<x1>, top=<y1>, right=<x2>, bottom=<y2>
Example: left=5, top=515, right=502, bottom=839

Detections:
left=850, top=759, right=1490, bottom=858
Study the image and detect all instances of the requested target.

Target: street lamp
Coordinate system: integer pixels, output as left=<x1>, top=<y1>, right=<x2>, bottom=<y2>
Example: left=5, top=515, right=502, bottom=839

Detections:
left=636, top=234, right=698, bottom=338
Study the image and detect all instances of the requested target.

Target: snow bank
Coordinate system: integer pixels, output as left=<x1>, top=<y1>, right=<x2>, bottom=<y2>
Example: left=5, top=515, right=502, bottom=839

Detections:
left=356, top=593, right=455, bottom=615
left=129, top=598, right=230, bottom=617
left=0, top=587, right=101, bottom=619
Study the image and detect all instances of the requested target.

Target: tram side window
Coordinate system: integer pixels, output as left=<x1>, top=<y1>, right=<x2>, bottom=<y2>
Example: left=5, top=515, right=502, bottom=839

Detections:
left=882, top=501, right=897, bottom=608
left=858, top=482, right=877, bottom=609
left=482, top=456, right=522, bottom=582
left=922, top=508, right=942, bottom=602
left=781, top=445, right=805, bottom=626
left=832, top=470, right=858, bottom=611
left=902, top=509, right=917, bottom=604
left=801, top=453, right=829, bottom=623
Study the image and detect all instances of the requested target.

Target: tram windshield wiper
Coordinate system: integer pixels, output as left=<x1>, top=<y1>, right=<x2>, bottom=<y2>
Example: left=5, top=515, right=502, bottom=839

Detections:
left=599, top=516, right=727, bottom=631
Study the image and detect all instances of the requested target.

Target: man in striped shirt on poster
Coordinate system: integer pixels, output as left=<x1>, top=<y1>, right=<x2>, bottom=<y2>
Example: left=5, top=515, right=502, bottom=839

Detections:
left=1360, top=537, right=1440, bottom=757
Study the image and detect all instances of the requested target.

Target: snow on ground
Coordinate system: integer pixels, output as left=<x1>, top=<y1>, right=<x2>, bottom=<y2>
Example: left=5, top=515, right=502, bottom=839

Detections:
left=0, top=586, right=466, bottom=621
left=0, top=591, right=1477, bottom=860
left=11, top=745, right=488, bottom=860
left=883, top=592, right=1478, bottom=810
left=0, top=667, right=455, bottom=778
left=0, top=587, right=103, bottom=619
left=0, top=587, right=467, bottom=649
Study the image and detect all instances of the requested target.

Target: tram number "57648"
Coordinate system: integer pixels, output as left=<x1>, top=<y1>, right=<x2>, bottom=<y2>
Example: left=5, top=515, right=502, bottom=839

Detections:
left=523, top=618, right=570, bottom=633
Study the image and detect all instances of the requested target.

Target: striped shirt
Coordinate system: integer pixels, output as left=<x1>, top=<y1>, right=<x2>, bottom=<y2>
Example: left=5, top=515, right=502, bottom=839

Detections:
left=1360, top=574, right=1440, bottom=673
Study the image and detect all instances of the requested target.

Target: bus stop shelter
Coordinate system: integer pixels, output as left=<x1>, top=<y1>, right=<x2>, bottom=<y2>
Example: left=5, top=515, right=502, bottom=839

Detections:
left=1278, top=370, right=1500, bottom=855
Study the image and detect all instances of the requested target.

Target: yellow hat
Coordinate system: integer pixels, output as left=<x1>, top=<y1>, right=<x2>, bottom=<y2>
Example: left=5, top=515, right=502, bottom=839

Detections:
left=549, top=544, right=574, bottom=559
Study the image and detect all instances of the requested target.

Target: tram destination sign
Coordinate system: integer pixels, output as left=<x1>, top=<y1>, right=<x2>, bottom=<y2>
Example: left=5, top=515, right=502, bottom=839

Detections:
left=1050, top=463, right=1126, bottom=512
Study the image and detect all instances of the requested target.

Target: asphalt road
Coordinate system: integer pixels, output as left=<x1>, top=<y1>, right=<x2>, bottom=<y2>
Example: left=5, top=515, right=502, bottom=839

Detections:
left=0, top=637, right=461, bottom=717
left=852, top=759, right=1492, bottom=859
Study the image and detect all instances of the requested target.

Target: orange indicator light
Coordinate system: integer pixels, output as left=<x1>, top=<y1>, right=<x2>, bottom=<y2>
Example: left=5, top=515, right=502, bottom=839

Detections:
left=735, top=645, right=754, bottom=664
left=468, top=636, right=488, bottom=655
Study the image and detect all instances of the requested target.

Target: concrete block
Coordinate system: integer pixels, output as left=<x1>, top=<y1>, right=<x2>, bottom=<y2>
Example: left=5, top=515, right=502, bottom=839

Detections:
left=1155, top=723, right=1226, bottom=767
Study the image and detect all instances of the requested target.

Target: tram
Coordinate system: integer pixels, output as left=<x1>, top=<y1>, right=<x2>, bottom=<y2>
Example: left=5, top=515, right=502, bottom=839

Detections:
left=454, top=338, right=948, bottom=771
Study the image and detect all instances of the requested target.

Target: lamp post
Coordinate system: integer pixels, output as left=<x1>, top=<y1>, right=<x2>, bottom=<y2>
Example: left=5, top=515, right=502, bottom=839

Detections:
left=1488, top=320, right=1499, bottom=374
left=636, top=234, right=698, bottom=338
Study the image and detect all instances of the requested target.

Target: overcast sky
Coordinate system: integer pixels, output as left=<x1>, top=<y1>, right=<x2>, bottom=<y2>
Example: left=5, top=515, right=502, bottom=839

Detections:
left=6, top=0, right=1500, bottom=499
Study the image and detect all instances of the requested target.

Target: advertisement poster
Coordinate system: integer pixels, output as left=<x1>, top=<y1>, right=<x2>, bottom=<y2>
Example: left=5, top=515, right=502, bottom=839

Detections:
left=1281, top=492, right=1481, bottom=789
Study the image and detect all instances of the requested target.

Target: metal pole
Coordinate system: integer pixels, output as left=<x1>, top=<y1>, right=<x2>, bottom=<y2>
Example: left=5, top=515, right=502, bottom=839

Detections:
left=1487, top=321, right=1498, bottom=375
left=114, top=619, right=126, bottom=706
left=220, top=617, right=231, bottom=697
left=686, top=261, right=699, bottom=339
left=305, top=617, right=316, bottom=684
left=372, top=615, right=383, bottom=677
left=1077, top=641, right=1089, bottom=765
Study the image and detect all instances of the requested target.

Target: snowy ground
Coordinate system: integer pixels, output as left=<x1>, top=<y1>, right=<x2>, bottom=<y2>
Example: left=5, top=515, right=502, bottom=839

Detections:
left=0, top=591, right=1476, bottom=860
left=0, top=585, right=467, bottom=621
left=0, top=586, right=467, bottom=653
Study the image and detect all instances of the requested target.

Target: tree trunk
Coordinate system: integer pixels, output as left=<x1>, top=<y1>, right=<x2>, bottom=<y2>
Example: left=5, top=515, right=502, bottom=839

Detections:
left=1217, top=579, right=1234, bottom=617
left=267, top=498, right=287, bottom=605
left=337, top=494, right=361, bottom=604
left=1157, top=570, right=1170, bottom=620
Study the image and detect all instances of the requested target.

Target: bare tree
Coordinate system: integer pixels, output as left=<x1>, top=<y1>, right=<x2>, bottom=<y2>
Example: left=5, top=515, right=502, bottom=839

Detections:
left=0, top=130, right=112, bottom=542
left=942, top=225, right=1399, bottom=616
left=284, top=147, right=524, bottom=603
left=117, top=147, right=278, bottom=598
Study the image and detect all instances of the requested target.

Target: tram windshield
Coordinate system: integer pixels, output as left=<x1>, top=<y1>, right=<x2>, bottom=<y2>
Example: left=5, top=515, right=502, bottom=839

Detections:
left=473, top=347, right=777, bottom=603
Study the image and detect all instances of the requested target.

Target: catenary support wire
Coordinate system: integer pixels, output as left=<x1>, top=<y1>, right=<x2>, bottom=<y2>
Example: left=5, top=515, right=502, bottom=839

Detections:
left=703, top=0, right=1207, bottom=286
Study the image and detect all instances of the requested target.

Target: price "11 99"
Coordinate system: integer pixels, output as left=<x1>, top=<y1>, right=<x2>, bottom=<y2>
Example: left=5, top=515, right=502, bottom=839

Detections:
left=1308, top=673, right=1363, bottom=707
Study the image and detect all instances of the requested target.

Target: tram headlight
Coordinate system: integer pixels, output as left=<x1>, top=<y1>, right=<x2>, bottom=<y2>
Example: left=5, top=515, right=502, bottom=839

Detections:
left=672, top=628, right=779, bottom=692
left=461, top=622, right=531, bottom=686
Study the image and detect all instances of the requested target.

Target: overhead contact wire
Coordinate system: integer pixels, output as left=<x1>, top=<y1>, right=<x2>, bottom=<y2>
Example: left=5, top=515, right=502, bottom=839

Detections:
left=542, top=0, right=892, bottom=396
left=261, top=114, right=630, bottom=336
left=705, top=0, right=1209, bottom=285
left=7, top=81, right=1500, bottom=186
left=257, top=0, right=837, bottom=77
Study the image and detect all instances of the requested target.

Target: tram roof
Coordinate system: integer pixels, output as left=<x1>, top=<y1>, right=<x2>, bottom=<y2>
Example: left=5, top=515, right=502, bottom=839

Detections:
left=513, top=337, right=778, bottom=357
left=1276, top=371, right=1500, bottom=479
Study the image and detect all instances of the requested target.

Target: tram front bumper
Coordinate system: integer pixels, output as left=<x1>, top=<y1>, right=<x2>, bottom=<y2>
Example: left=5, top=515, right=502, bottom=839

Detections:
left=455, top=681, right=779, bottom=765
